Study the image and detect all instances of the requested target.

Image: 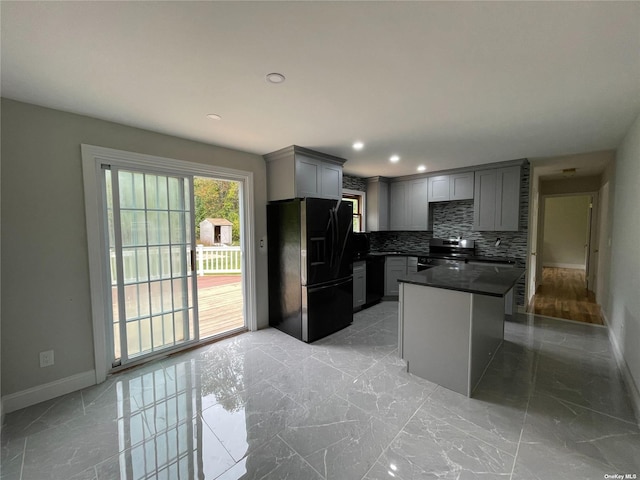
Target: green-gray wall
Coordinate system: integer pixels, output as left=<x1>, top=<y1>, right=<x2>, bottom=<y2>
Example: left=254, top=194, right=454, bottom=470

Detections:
left=542, top=195, right=591, bottom=268
left=607, top=111, right=640, bottom=400
left=0, top=98, right=269, bottom=397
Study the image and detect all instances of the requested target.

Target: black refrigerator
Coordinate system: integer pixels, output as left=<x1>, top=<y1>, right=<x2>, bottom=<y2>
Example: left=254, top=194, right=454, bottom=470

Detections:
left=267, top=198, right=353, bottom=342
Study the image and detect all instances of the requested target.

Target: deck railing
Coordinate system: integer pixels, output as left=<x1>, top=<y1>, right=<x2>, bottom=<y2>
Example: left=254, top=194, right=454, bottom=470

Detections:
left=196, top=245, right=242, bottom=275
left=110, top=245, right=242, bottom=280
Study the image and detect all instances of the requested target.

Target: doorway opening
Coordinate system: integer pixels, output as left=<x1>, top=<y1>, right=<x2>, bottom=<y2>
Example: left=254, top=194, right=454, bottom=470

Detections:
left=194, top=176, right=245, bottom=339
left=528, top=194, right=604, bottom=325
left=82, top=145, right=256, bottom=382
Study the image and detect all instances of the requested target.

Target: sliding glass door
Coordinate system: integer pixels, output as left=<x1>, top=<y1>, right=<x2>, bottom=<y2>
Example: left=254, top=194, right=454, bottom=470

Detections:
left=104, top=166, right=198, bottom=367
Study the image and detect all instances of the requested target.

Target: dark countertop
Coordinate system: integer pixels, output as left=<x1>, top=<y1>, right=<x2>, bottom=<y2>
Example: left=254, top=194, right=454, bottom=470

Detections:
left=367, top=251, right=427, bottom=257
left=398, top=263, right=525, bottom=297
left=354, top=251, right=519, bottom=265
left=353, top=251, right=427, bottom=261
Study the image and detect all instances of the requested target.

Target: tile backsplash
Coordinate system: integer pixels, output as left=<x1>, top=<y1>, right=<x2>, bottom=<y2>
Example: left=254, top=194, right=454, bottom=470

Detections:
left=369, top=161, right=530, bottom=306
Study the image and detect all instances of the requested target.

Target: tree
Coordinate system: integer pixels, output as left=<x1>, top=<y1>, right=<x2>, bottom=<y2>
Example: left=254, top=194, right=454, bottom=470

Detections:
left=194, top=178, right=241, bottom=244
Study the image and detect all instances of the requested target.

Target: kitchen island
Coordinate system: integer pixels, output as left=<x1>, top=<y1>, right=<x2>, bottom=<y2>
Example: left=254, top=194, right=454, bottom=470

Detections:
left=398, top=264, right=524, bottom=397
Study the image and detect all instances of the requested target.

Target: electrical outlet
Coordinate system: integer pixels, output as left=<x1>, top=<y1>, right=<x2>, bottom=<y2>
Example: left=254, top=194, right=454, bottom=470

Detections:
left=40, top=350, right=54, bottom=368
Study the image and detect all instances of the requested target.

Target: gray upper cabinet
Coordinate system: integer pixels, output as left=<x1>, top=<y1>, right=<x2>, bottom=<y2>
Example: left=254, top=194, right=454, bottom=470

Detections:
left=389, top=181, right=408, bottom=230
left=408, top=178, right=429, bottom=230
left=428, top=173, right=474, bottom=202
left=389, top=179, right=429, bottom=231
left=427, top=176, right=450, bottom=202
left=495, top=166, right=521, bottom=231
left=450, top=173, right=474, bottom=200
left=366, top=177, right=390, bottom=231
left=473, top=166, right=520, bottom=231
left=264, top=145, right=346, bottom=201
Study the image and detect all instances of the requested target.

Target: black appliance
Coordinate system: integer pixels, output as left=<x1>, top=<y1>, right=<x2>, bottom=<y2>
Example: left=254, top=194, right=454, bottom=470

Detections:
left=365, top=255, right=385, bottom=306
left=417, top=238, right=476, bottom=271
left=267, top=198, right=353, bottom=342
left=352, top=232, right=370, bottom=260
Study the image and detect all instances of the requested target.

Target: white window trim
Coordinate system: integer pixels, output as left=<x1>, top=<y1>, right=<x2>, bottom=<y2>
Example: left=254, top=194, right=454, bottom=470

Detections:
left=81, top=144, right=257, bottom=384
left=343, top=188, right=366, bottom=232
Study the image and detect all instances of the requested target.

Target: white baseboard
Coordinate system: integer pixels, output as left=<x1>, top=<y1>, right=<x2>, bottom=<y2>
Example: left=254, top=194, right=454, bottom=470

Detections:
left=542, top=262, right=585, bottom=270
left=1, top=370, right=96, bottom=414
left=602, top=311, right=640, bottom=426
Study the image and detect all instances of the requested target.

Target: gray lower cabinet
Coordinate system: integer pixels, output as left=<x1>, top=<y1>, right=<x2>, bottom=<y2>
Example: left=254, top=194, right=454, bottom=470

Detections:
left=473, top=166, right=520, bottom=231
left=385, top=257, right=407, bottom=296
left=407, top=256, right=418, bottom=274
left=353, top=261, right=367, bottom=309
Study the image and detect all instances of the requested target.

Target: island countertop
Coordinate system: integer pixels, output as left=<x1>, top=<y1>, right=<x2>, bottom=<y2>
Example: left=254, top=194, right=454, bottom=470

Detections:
left=398, top=263, right=525, bottom=297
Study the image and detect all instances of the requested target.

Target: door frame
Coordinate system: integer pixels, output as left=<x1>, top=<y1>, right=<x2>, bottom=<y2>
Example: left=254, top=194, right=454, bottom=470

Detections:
left=82, top=145, right=257, bottom=383
left=534, top=191, right=599, bottom=292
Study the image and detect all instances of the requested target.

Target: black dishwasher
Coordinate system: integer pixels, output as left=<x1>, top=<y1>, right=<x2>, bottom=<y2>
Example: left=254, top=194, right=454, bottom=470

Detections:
left=365, top=256, right=385, bottom=307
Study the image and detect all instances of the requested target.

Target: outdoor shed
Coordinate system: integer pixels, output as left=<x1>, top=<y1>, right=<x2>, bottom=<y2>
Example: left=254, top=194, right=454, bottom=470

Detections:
left=199, top=218, right=233, bottom=245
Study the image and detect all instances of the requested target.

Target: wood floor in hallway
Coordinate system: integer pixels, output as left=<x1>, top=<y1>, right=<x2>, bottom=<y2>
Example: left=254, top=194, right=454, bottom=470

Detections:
left=529, top=267, right=604, bottom=325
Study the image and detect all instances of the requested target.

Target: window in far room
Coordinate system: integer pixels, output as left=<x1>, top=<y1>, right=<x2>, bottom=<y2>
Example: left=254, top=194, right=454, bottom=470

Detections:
left=342, top=190, right=366, bottom=232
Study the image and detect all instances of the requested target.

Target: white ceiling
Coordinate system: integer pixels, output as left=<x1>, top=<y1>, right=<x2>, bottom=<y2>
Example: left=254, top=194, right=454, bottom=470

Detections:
left=2, top=1, right=639, bottom=178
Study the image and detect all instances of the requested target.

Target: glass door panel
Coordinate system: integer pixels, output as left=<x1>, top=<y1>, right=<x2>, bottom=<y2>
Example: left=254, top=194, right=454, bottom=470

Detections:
left=105, top=167, right=198, bottom=367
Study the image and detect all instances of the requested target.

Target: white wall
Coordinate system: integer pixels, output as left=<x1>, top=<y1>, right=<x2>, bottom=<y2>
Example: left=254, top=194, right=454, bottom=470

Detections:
left=0, top=95, right=3, bottom=427
left=542, top=195, right=591, bottom=269
left=0, top=99, right=269, bottom=399
left=606, top=111, right=640, bottom=406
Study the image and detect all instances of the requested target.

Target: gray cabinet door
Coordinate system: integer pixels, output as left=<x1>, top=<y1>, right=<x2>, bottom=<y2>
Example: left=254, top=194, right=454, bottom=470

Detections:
left=473, top=169, right=497, bottom=230
left=353, top=262, right=366, bottom=308
left=389, top=182, right=408, bottom=230
left=495, top=166, right=520, bottom=231
left=385, top=257, right=407, bottom=296
left=320, top=163, right=342, bottom=200
left=295, top=155, right=322, bottom=198
left=408, top=179, right=429, bottom=230
left=366, top=178, right=390, bottom=231
left=450, top=173, right=474, bottom=200
left=473, top=166, right=520, bottom=231
left=428, top=175, right=450, bottom=202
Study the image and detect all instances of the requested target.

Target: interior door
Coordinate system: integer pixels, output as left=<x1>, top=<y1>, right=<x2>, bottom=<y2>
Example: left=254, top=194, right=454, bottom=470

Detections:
left=105, top=166, right=198, bottom=367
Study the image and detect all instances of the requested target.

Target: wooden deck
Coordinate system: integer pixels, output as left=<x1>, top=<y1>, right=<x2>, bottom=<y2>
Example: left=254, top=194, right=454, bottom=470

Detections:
left=197, top=275, right=245, bottom=338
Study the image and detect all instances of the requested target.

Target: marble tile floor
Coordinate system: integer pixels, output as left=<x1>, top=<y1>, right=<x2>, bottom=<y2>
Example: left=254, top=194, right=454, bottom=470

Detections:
left=2, top=302, right=639, bottom=480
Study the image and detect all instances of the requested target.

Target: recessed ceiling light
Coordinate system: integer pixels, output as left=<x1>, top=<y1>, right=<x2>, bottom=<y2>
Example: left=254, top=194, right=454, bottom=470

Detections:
left=417, top=165, right=427, bottom=172
left=266, top=72, right=286, bottom=84
left=352, top=141, right=364, bottom=151
left=390, top=155, right=400, bottom=163
left=206, top=113, right=222, bottom=121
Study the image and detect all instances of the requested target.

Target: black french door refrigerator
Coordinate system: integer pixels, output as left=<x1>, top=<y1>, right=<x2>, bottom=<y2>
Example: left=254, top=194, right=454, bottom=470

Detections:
left=267, top=198, right=353, bottom=342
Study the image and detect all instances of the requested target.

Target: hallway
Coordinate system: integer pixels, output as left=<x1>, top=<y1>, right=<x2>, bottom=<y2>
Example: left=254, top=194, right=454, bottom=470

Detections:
left=529, top=267, right=604, bottom=325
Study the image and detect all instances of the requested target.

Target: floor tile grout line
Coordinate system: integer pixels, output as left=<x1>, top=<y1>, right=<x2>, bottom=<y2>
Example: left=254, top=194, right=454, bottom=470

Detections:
left=509, top=341, right=540, bottom=480
left=277, top=433, right=327, bottom=480
left=359, top=391, right=434, bottom=480
left=80, top=391, right=86, bottom=416
left=508, top=389, right=532, bottom=480
left=535, top=390, right=640, bottom=426
left=419, top=389, right=521, bottom=460
left=19, top=436, right=27, bottom=480
left=199, top=412, right=237, bottom=465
